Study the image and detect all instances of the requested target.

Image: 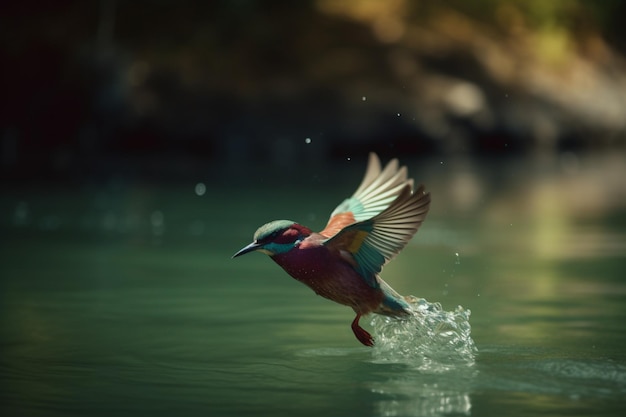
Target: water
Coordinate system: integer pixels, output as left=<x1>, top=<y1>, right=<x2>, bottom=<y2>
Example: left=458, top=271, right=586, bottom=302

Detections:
left=371, top=298, right=476, bottom=370
left=2, top=154, right=626, bottom=416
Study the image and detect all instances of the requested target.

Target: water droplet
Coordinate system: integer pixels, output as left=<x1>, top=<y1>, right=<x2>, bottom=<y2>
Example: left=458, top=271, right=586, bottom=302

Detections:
left=440, top=161, right=444, bottom=165
left=304, top=137, right=311, bottom=144
left=371, top=297, right=476, bottom=369
left=397, top=113, right=401, bottom=117
left=195, top=182, right=206, bottom=196
left=455, top=252, right=461, bottom=265
left=362, top=96, right=367, bottom=101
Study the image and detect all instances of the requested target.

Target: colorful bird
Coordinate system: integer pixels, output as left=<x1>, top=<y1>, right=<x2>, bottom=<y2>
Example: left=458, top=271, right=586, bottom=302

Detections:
left=233, top=153, right=431, bottom=346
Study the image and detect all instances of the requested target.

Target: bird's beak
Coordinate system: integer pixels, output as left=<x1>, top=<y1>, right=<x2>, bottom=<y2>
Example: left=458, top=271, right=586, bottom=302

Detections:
left=232, top=241, right=263, bottom=258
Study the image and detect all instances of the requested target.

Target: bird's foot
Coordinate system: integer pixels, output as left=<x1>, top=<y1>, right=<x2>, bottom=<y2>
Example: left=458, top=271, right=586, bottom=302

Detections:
left=351, top=314, right=374, bottom=347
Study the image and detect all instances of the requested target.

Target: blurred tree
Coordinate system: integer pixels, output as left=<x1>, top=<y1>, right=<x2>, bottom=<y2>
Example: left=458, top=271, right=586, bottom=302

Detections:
left=1, top=0, right=624, bottom=180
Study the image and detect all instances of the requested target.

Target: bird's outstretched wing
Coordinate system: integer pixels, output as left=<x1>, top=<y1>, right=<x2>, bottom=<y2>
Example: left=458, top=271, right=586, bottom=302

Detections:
left=320, top=153, right=412, bottom=238
left=323, top=184, right=431, bottom=287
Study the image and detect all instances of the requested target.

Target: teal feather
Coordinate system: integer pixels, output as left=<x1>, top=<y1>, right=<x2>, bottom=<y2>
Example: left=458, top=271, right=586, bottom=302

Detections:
left=325, top=185, right=430, bottom=288
left=254, top=220, right=296, bottom=241
left=353, top=238, right=386, bottom=287
left=329, top=154, right=410, bottom=223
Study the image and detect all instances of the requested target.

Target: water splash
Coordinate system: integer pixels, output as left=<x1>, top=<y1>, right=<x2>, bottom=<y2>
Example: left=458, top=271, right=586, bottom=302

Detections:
left=371, top=296, right=476, bottom=371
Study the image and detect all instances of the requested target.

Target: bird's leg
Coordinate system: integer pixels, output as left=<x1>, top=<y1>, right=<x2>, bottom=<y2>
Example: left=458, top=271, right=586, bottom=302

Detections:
left=351, top=313, right=374, bottom=347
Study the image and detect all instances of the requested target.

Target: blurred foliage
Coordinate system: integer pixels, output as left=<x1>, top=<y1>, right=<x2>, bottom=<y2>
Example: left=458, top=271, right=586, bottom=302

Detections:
left=1, top=0, right=625, bottom=180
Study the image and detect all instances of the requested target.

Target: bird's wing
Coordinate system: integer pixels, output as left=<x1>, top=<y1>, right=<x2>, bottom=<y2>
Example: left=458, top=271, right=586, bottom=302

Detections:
left=320, top=153, right=412, bottom=238
left=323, top=184, right=430, bottom=287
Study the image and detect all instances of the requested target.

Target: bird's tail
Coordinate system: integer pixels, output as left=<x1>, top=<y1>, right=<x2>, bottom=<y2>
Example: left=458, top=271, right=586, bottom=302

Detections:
left=375, top=277, right=412, bottom=317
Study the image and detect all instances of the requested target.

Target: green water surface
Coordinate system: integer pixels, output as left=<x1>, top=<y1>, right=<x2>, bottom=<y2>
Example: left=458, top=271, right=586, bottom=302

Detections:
left=1, top=154, right=626, bottom=416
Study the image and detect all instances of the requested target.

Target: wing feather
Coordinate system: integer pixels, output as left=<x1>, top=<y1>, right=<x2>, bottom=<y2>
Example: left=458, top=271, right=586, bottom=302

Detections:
left=321, top=153, right=414, bottom=238
left=324, top=184, right=431, bottom=287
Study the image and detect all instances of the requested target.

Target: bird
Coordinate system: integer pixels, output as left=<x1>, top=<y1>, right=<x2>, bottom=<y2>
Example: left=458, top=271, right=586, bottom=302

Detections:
left=232, top=153, right=431, bottom=346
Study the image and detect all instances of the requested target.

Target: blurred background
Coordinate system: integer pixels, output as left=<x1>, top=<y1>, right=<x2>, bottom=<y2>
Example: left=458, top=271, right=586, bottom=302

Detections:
left=2, top=0, right=626, bottom=181
left=2, top=2, right=626, bottom=416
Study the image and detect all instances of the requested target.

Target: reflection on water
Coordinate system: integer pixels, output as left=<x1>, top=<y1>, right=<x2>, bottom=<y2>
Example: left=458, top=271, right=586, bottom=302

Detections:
left=370, top=368, right=476, bottom=417
left=368, top=297, right=476, bottom=416
left=300, top=304, right=477, bottom=417
left=298, top=346, right=476, bottom=417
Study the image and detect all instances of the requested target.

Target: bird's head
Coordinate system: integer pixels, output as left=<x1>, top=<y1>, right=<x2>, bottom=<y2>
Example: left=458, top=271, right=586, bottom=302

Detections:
left=232, top=220, right=312, bottom=258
